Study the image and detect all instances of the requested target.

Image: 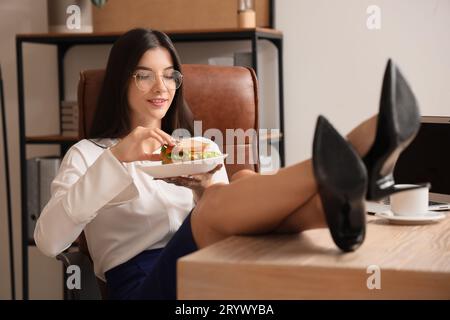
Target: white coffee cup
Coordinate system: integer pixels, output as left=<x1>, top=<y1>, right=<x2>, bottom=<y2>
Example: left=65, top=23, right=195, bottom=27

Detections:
left=390, top=184, right=430, bottom=216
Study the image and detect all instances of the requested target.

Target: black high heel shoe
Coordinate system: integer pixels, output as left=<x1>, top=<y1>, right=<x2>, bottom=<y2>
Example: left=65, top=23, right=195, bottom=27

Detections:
left=313, top=116, right=368, bottom=252
left=364, top=59, right=422, bottom=201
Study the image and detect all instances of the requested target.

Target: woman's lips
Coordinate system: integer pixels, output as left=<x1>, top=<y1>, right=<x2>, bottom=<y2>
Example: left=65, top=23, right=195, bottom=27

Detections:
left=147, top=98, right=168, bottom=108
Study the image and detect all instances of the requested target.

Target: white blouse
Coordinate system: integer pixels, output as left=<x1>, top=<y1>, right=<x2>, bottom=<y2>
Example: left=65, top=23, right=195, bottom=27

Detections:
left=34, top=137, right=229, bottom=281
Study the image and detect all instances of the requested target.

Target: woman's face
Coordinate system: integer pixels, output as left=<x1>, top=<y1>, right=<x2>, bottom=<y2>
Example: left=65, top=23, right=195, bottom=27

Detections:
left=128, top=47, right=177, bottom=128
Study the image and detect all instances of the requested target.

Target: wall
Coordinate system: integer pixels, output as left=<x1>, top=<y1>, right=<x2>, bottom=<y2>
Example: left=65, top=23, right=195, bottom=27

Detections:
left=276, top=0, right=450, bottom=164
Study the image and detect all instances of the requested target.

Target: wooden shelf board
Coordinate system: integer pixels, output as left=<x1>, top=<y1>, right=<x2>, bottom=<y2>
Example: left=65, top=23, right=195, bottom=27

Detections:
left=17, top=28, right=282, bottom=40
left=26, top=135, right=79, bottom=144
left=259, top=131, right=283, bottom=142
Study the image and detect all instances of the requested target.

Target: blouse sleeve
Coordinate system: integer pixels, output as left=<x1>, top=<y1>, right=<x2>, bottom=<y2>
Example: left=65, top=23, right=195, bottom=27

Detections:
left=34, top=146, right=139, bottom=257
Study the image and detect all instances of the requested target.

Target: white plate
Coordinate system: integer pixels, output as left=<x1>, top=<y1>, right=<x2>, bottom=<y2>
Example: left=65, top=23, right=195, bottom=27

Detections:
left=136, top=154, right=228, bottom=178
left=375, top=211, right=446, bottom=225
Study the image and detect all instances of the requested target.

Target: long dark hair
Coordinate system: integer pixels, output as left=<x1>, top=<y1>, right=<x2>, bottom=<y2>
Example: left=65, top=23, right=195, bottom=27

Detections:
left=89, top=28, right=193, bottom=139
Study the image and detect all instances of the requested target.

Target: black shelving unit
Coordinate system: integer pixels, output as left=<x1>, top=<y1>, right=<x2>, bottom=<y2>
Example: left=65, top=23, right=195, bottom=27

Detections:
left=16, top=27, right=284, bottom=299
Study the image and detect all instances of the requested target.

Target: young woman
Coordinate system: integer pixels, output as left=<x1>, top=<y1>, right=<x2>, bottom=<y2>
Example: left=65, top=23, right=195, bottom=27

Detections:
left=35, top=28, right=420, bottom=299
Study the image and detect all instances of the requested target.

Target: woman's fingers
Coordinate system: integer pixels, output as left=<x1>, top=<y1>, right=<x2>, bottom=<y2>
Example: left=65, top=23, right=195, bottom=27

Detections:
left=137, top=128, right=163, bottom=144
left=146, top=154, right=162, bottom=161
left=112, top=127, right=179, bottom=162
left=156, top=176, right=200, bottom=186
left=138, top=127, right=174, bottom=146
left=146, top=127, right=175, bottom=146
left=187, top=165, right=222, bottom=179
left=155, top=128, right=176, bottom=146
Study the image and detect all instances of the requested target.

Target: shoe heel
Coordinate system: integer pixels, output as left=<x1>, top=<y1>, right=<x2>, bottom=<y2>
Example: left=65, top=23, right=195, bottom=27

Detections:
left=365, top=59, right=421, bottom=200
left=313, top=116, right=368, bottom=252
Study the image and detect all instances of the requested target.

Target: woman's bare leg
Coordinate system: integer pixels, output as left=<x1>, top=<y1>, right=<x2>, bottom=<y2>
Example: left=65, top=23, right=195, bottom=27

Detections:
left=191, top=159, right=317, bottom=246
left=191, top=115, right=378, bottom=249
left=273, top=194, right=326, bottom=233
left=346, top=115, right=378, bottom=159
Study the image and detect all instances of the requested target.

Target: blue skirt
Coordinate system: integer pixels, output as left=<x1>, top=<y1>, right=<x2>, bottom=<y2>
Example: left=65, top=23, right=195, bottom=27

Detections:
left=105, top=211, right=198, bottom=300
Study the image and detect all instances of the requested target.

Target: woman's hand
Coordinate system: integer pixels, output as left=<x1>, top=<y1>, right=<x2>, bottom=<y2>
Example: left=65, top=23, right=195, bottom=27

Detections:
left=156, top=164, right=223, bottom=202
left=110, top=126, right=175, bottom=162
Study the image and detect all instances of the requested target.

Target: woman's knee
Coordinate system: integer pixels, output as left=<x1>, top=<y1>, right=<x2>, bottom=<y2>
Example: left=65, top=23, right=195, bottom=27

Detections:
left=231, top=169, right=257, bottom=182
left=195, top=183, right=227, bottom=224
left=191, top=183, right=229, bottom=248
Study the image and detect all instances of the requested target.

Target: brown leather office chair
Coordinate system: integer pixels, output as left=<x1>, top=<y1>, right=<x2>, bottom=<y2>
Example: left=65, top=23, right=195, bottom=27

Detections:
left=58, top=64, right=260, bottom=299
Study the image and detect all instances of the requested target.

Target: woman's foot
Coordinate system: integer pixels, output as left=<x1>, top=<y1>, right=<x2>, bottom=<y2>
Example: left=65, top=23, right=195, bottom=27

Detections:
left=313, top=116, right=368, bottom=252
left=364, top=59, right=422, bottom=201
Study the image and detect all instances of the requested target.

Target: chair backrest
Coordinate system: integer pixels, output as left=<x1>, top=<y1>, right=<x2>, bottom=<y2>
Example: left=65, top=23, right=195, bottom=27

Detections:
left=78, top=64, right=259, bottom=178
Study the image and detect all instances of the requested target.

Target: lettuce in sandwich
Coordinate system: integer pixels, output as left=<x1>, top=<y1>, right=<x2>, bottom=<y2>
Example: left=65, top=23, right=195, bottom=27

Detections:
left=160, top=138, right=221, bottom=164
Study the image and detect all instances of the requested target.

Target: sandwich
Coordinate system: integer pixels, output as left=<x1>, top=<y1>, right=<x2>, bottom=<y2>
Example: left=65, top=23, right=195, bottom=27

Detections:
left=160, top=138, right=221, bottom=164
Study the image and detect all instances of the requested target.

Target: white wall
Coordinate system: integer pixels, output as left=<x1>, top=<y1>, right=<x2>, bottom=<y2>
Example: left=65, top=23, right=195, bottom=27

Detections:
left=276, top=0, right=450, bottom=164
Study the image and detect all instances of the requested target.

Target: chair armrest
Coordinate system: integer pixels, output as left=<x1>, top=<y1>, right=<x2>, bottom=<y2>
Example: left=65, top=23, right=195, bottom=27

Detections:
left=56, top=251, right=102, bottom=300
left=56, top=251, right=86, bottom=267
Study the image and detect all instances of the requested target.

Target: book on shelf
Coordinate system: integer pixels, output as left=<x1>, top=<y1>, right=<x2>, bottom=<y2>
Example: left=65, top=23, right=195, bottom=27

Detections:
left=60, top=100, right=79, bottom=137
left=61, top=130, right=79, bottom=137
left=26, top=160, right=39, bottom=243
left=61, top=107, right=78, bottom=115
left=61, top=114, right=79, bottom=123
left=61, top=100, right=78, bottom=107
left=62, top=128, right=79, bottom=136
left=61, top=122, right=78, bottom=131
left=61, top=101, right=78, bottom=113
left=26, top=157, right=61, bottom=242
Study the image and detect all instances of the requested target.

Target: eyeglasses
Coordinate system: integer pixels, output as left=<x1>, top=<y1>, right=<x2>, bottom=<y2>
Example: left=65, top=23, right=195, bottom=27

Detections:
left=132, top=69, right=183, bottom=91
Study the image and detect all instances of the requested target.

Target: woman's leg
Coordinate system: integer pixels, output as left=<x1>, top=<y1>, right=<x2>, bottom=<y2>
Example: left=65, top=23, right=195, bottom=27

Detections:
left=274, top=115, right=378, bottom=233
left=191, top=115, right=377, bottom=249
left=191, top=159, right=317, bottom=246
left=273, top=194, right=326, bottom=233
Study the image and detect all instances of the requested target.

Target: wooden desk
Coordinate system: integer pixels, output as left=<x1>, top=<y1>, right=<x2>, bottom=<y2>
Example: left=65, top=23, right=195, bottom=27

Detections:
left=177, top=215, right=450, bottom=299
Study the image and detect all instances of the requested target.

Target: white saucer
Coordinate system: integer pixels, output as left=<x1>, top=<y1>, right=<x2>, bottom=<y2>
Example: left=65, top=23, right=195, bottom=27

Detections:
left=375, top=211, right=446, bottom=225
